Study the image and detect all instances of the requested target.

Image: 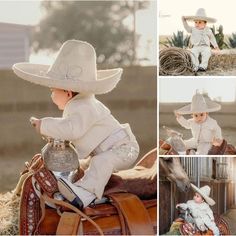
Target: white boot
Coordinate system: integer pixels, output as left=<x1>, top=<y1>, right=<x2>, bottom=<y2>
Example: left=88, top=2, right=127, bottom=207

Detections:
left=58, top=177, right=96, bottom=208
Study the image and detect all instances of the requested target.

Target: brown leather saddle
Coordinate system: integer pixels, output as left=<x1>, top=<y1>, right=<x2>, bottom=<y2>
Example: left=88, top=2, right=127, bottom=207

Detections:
left=178, top=214, right=230, bottom=235
left=18, top=149, right=157, bottom=235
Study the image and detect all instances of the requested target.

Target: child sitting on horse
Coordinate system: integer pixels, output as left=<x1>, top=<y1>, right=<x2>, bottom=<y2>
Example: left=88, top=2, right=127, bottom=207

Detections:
left=174, top=92, right=223, bottom=155
left=182, top=8, right=219, bottom=72
left=13, top=40, right=139, bottom=208
left=176, top=184, right=220, bottom=235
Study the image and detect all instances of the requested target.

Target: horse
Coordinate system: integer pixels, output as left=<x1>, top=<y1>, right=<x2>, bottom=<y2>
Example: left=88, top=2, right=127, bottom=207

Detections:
left=159, top=155, right=191, bottom=192
left=158, top=150, right=231, bottom=235
left=16, top=148, right=157, bottom=235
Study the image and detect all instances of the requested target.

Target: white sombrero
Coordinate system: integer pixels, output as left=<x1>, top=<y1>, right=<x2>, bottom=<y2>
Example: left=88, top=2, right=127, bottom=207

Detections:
left=184, top=8, right=217, bottom=23
left=13, top=40, right=123, bottom=94
left=191, top=184, right=215, bottom=206
left=175, top=92, right=221, bottom=115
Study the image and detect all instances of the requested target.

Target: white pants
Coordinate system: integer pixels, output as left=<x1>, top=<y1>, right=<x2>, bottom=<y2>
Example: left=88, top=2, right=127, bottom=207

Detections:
left=196, top=218, right=220, bottom=236
left=190, top=46, right=212, bottom=70
left=184, top=138, right=212, bottom=155
left=75, top=141, right=139, bottom=199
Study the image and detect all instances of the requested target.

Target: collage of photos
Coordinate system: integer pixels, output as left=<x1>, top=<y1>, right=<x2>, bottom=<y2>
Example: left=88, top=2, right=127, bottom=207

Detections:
left=0, top=1, right=157, bottom=236
left=159, top=0, right=236, bottom=235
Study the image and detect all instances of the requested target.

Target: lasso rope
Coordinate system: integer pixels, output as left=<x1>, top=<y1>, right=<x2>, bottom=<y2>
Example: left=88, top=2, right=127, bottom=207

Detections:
left=159, top=47, right=194, bottom=75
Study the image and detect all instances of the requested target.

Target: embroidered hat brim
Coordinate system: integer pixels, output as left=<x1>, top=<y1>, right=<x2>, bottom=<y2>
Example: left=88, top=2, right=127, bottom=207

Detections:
left=13, top=63, right=123, bottom=94
left=184, top=15, right=216, bottom=23
left=191, top=184, right=215, bottom=206
left=184, top=8, right=217, bottom=23
left=12, top=40, right=123, bottom=95
left=176, top=96, right=221, bottom=115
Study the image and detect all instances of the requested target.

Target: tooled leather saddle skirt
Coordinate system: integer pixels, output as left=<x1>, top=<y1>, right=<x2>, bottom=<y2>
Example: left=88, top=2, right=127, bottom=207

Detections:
left=19, top=149, right=157, bottom=235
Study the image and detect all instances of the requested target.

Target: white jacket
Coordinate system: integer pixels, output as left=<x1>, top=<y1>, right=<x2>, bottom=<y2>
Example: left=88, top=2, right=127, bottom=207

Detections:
left=176, top=115, right=222, bottom=154
left=182, top=17, right=218, bottom=48
left=179, top=200, right=218, bottom=233
left=40, top=94, right=134, bottom=159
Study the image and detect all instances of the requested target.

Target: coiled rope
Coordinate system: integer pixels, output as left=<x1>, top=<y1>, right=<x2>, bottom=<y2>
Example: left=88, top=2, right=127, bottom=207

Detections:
left=159, top=47, right=193, bottom=75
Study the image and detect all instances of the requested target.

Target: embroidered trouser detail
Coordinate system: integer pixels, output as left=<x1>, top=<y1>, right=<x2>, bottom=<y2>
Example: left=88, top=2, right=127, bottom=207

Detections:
left=75, top=142, right=139, bottom=199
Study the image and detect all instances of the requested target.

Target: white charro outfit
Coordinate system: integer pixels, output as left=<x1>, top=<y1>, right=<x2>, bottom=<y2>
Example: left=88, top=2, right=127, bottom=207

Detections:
left=178, top=184, right=219, bottom=236
left=176, top=115, right=222, bottom=155
left=182, top=8, right=218, bottom=70
left=40, top=93, right=139, bottom=199
left=12, top=40, right=139, bottom=207
left=175, top=92, right=222, bottom=155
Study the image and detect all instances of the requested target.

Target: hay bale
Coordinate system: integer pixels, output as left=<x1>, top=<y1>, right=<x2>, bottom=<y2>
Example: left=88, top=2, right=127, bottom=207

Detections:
left=208, top=49, right=236, bottom=70
left=0, top=192, right=20, bottom=235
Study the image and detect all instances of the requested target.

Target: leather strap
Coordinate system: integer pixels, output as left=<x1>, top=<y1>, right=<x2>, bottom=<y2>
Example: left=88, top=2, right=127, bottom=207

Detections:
left=108, top=193, right=155, bottom=235
left=41, top=193, right=104, bottom=235
left=34, top=167, right=58, bottom=197
left=56, top=212, right=81, bottom=235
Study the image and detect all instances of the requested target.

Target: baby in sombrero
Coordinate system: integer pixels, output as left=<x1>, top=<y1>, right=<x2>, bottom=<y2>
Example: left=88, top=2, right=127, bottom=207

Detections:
left=174, top=92, right=223, bottom=155
left=182, top=8, right=219, bottom=72
left=176, top=184, right=220, bottom=235
left=13, top=40, right=139, bottom=208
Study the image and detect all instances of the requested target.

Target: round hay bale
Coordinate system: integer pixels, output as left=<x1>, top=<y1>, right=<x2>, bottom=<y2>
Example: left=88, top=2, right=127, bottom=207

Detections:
left=159, top=47, right=193, bottom=76
left=0, top=192, right=20, bottom=235
left=209, top=50, right=236, bottom=70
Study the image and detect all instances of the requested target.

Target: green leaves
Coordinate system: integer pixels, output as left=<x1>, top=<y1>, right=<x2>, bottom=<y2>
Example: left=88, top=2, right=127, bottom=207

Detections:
left=167, top=31, right=190, bottom=48
left=32, top=1, right=149, bottom=66
left=228, top=33, right=236, bottom=48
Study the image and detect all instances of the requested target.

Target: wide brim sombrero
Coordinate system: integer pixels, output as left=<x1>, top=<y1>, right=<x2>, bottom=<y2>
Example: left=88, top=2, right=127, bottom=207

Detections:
left=191, top=184, right=215, bottom=206
left=13, top=63, right=123, bottom=95
left=184, top=8, right=217, bottom=23
left=12, top=40, right=123, bottom=95
left=176, top=93, right=221, bottom=115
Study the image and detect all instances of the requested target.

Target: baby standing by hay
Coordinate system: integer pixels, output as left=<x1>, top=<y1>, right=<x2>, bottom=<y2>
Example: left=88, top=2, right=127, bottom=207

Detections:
left=176, top=184, right=220, bottom=235
left=182, top=8, right=219, bottom=72
left=12, top=40, right=139, bottom=209
left=174, top=92, right=223, bottom=155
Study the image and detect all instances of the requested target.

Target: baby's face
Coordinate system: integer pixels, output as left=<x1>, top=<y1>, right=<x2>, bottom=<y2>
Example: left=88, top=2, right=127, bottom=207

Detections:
left=192, top=112, right=208, bottom=124
left=193, top=192, right=204, bottom=204
left=50, top=88, right=72, bottom=110
left=194, top=20, right=207, bottom=29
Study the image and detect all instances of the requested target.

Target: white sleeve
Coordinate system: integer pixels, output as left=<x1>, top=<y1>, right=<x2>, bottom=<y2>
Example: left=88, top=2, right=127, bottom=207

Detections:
left=176, top=116, right=192, bottom=129
left=206, top=206, right=214, bottom=221
left=213, top=120, right=222, bottom=139
left=40, top=106, right=98, bottom=140
left=182, top=17, right=192, bottom=33
left=178, top=203, right=188, bottom=210
left=209, top=29, right=218, bottom=48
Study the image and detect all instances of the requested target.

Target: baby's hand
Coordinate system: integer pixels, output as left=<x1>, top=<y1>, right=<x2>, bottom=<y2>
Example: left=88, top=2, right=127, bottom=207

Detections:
left=212, top=137, right=223, bottom=146
left=174, top=111, right=181, bottom=119
left=212, top=47, right=220, bottom=55
left=30, top=117, right=41, bottom=133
